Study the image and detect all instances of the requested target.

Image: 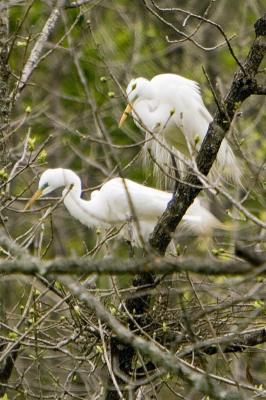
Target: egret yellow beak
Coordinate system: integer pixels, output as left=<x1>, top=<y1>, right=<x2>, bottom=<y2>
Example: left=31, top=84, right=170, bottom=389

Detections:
left=119, top=103, right=133, bottom=127
left=24, top=189, right=43, bottom=211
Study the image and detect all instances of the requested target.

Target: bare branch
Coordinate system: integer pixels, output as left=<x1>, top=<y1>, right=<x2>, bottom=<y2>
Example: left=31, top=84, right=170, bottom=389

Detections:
left=65, top=279, right=265, bottom=397
left=178, top=327, right=266, bottom=358
left=14, top=7, right=61, bottom=99
left=65, top=0, right=93, bottom=8
left=0, top=251, right=265, bottom=276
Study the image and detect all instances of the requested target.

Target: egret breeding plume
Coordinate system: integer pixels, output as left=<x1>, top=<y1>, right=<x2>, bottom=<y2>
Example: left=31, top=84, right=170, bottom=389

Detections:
left=119, top=73, right=241, bottom=184
left=24, top=168, right=222, bottom=247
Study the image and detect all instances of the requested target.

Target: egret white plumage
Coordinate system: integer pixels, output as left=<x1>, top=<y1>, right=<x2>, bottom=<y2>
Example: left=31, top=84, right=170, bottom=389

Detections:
left=24, top=168, right=221, bottom=247
left=119, top=73, right=241, bottom=184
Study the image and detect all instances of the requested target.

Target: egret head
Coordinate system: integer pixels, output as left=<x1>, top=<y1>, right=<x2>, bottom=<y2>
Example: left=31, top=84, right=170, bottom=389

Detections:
left=126, top=77, right=152, bottom=104
left=24, top=168, right=81, bottom=210
left=119, top=77, right=153, bottom=127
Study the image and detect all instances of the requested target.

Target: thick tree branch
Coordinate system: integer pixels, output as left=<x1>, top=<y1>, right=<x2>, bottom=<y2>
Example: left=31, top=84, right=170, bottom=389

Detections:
left=0, top=343, right=20, bottom=397
left=0, top=254, right=265, bottom=275
left=0, top=11, right=18, bottom=397
left=106, top=271, right=154, bottom=400
left=0, top=9, right=10, bottom=166
left=235, top=242, right=266, bottom=266
left=149, top=14, right=266, bottom=255
left=255, top=85, right=266, bottom=95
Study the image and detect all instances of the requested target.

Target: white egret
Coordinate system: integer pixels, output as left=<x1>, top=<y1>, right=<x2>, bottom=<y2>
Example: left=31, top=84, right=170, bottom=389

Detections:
left=24, top=168, right=222, bottom=247
left=119, top=73, right=241, bottom=184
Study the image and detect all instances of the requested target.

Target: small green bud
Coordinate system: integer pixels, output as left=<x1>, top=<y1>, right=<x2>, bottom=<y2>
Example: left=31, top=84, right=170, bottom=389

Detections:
left=255, top=384, right=264, bottom=391
left=37, top=149, right=47, bottom=164
left=25, top=105, right=32, bottom=113
left=54, top=281, right=62, bottom=290
left=108, top=91, right=115, bottom=98
left=175, top=244, right=181, bottom=256
left=163, top=373, right=171, bottom=382
left=8, top=331, right=18, bottom=339
left=100, top=76, right=107, bottom=83
left=0, top=169, right=8, bottom=181
left=253, top=300, right=264, bottom=309
left=17, top=41, right=27, bottom=47
left=33, top=289, right=40, bottom=297
left=169, top=108, right=175, bottom=116
left=74, top=305, right=81, bottom=316
left=110, top=306, right=116, bottom=316
left=162, top=322, right=168, bottom=332
left=28, top=137, right=36, bottom=152
left=96, top=345, right=103, bottom=354
left=234, top=101, right=241, bottom=111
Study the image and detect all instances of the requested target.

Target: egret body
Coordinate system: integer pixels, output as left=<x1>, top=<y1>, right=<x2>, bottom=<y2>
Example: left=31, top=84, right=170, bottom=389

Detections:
left=120, top=73, right=241, bottom=184
left=25, top=168, right=221, bottom=247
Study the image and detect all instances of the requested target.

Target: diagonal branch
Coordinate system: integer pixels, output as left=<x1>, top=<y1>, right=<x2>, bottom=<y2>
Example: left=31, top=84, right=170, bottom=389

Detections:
left=65, top=279, right=266, bottom=397
left=14, top=6, right=61, bottom=99
left=149, top=14, right=266, bottom=255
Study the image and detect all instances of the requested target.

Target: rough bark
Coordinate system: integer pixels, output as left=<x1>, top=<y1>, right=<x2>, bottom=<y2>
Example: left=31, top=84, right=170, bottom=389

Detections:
left=178, top=327, right=266, bottom=358
left=0, top=254, right=265, bottom=275
left=105, top=272, right=155, bottom=399
left=0, top=10, right=19, bottom=396
left=0, top=344, right=20, bottom=396
left=0, top=9, right=10, bottom=167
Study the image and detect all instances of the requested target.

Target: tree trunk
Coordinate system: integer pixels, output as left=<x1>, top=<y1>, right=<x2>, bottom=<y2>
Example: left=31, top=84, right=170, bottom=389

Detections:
left=0, top=9, right=10, bottom=167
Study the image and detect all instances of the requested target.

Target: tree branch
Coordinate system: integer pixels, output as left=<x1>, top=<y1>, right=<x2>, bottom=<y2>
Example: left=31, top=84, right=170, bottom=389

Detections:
left=0, top=343, right=20, bottom=397
left=0, top=10, right=18, bottom=397
left=149, top=13, right=266, bottom=255
left=255, top=84, right=266, bottom=95
left=0, top=9, right=10, bottom=166
left=178, top=327, right=266, bottom=358
left=65, top=279, right=265, bottom=398
left=0, top=254, right=265, bottom=275
left=65, top=0, right=92, bottom=8
left=14, top=6, right=61, bottom=99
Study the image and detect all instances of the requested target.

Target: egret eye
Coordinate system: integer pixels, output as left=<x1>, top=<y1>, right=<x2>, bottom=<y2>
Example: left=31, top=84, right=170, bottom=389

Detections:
left=41, top=182, right=49, bottom=190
